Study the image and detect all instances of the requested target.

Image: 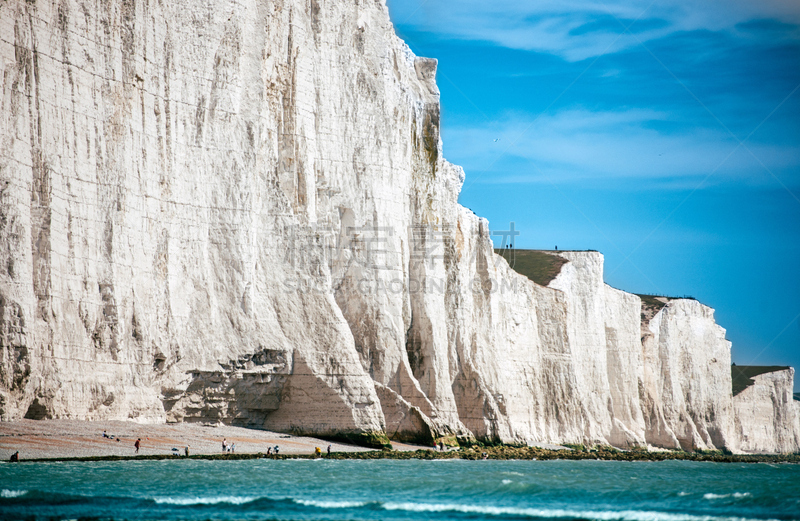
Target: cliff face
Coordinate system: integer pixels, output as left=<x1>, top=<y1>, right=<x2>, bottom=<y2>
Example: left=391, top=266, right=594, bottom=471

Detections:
left=733, top=368, right=800, bottom=454
left=0, top=0, right=795, bottom=452
left=640, top=299, right=735, bottom=451
left=543, top=252, right=733, bottom=451
left=1, top=0, right=409, bottom=442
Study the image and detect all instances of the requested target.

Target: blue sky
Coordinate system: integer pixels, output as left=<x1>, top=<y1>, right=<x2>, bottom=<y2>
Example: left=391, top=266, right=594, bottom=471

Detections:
left=385, top=0, right=800, bottom=389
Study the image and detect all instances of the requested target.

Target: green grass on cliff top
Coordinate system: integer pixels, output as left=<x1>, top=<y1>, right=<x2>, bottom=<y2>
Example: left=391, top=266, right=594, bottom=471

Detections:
left=493, top=249, right=567, bottom=287
left=637, top=294, right=668, bottom=312
left=731, top=365, right=791, bottom=396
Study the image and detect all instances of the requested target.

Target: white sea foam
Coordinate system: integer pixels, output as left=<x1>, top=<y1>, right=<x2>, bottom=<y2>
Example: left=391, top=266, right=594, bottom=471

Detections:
left=294, top=499, right=369, bottom=509
left=1, top=490, right=28, bottom=498
left=152, top=496, right=258, bottom=505
left=502, top=479, right=513, bottom=484
left=703, top=493, right=751, bottom=500
left=380, top=502, right=776, bottom=521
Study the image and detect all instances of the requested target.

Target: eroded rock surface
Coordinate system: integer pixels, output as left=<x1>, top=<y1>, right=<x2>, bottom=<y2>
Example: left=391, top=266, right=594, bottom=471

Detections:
left=0, top=0, right=796, bottom=453
left=733, top=367, right=799, bottom=454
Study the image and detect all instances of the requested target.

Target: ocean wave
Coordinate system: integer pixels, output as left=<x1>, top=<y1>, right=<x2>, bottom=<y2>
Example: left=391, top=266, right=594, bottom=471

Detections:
left=152, top=496, right=258, bottom=506
left=1, top=489, right=28, bottom=498
left=294, top=499, right=370, bottom=509
left=380, top=502, right=777, bottom=521
left=703, top=493, right=752, bottom=500
left=502, top=479, right=513, bottom=484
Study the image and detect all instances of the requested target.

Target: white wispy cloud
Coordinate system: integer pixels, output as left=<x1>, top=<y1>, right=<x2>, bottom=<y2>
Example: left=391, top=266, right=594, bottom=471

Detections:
left=390, top=0, right=800, bottom=60
left=443, top=109, right=800, bottom=185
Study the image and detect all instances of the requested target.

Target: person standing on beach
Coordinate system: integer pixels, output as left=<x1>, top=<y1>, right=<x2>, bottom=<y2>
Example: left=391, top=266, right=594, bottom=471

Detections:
left=134, top=438, right=141, bottom=454
left=185, top=446, right=189, bottom=457
left=222, top=438, right=227, bottom=452
left=327, top=445, right=331, bottom=457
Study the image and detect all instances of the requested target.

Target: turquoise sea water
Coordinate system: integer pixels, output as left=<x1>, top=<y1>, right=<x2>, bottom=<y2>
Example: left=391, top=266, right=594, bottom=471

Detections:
left=1, top=459, right=798, bottom=520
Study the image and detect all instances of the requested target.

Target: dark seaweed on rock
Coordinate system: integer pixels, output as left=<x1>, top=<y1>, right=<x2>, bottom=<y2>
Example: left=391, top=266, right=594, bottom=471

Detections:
left=19, top=445, right=800, bottom=464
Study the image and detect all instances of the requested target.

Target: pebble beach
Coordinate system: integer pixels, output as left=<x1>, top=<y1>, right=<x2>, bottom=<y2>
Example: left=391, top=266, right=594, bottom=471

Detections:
left=0, top=420, right=419, bottom=460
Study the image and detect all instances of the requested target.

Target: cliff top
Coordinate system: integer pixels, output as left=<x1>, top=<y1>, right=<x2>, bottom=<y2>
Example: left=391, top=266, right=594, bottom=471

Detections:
left=635, top=294, right=670, bottom=327
left=495, top=251, right=695, bottom=324
left=494, top=249, right=568, bottom=287
left=732, top=365, right=792, bottom=396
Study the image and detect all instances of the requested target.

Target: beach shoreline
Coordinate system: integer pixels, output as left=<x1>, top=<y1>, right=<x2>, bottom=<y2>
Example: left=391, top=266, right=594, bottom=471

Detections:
left=2, top=420, right=797, bottom=464
left=9, top=449, right=800, bottom=464
left=0, top=419, right=427, bottom=460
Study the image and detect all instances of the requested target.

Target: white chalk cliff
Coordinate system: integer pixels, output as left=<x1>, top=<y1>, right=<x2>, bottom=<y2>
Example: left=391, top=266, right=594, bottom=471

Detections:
left=0, top=0, right=797, bottom=452
left=733, top=368, right=800, bottom=454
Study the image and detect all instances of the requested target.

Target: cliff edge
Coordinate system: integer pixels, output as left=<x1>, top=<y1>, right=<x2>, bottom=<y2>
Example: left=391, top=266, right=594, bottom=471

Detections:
left=0, top=0, right=796, bottom=453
